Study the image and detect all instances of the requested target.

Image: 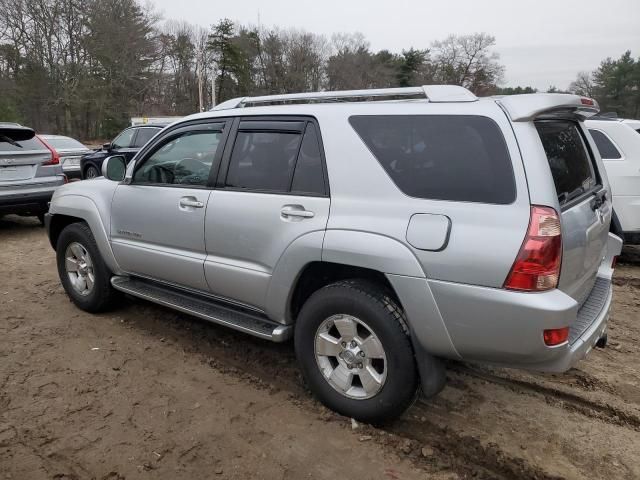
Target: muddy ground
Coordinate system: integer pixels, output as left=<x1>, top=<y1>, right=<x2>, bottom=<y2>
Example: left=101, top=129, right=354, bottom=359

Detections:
left=1, top=215, right=639, bottom=480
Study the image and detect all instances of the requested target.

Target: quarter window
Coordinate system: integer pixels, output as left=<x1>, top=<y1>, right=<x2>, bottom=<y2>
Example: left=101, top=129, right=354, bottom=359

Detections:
left=588, top=129, right=622, bottom=160
left=349, top=115, right=515, bottom=204
left=134, top=128, right=160, bottom=148
left=133, top=128, right=223, bottom=186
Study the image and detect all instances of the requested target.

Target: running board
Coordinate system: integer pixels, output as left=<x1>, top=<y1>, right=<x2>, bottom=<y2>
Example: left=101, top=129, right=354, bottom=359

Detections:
left=110, top=276, right=293, bottom=342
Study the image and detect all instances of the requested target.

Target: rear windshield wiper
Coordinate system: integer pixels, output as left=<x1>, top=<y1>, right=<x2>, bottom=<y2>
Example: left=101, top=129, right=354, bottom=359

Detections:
left=0, top=135, right=23, bottom=148
left=558, top=187, right=584, bottom=205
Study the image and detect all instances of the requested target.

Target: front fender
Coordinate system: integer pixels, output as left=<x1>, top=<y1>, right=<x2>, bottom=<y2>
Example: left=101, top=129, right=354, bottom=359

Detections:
left=49, top=194, right=123, bottom=275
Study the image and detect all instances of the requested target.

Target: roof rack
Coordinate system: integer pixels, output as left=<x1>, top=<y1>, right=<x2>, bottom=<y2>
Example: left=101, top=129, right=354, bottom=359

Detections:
left=211, top=85, right=477, bottom=111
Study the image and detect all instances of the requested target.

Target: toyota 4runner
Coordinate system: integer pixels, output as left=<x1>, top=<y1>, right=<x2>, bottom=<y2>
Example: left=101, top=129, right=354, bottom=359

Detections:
left=45, top=86, right=622, bottom=422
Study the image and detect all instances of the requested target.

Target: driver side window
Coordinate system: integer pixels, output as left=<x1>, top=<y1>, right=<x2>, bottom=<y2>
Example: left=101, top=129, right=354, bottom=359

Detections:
left=112, top=129, right=136, bottom=149
left=133, top=129, right=223, bottom=187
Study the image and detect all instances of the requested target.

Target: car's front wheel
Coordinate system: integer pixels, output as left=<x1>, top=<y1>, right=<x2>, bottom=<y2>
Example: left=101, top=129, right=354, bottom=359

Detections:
left=56, top=222, right=120, bottom=312
left=295, top=280, right=418, bottom=423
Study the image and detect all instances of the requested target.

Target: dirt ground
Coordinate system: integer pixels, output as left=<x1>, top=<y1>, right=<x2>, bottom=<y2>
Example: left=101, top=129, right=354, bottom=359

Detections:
left=1, top=215, right=639, bottom=480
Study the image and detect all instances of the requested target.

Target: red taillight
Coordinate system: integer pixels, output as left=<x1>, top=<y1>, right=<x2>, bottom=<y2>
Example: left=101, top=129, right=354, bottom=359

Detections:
left=543, top=327, right=569, bottom=346
left=611, top=256, right=618, bottom=268
left=504, top=206, right=562, bottom=292
left=580, top=97, right=595, bottom=106
left=37, top=136, right=60, bottom=166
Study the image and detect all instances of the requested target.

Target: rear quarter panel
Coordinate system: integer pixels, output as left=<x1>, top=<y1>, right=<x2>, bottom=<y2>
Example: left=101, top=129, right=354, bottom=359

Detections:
left=318, top=101, right=531, bottom=288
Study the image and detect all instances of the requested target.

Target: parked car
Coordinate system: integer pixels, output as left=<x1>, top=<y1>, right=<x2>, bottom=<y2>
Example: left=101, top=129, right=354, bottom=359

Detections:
left=80, top=124, right=166, bottom=179
left=586, top=117, right=640, bottom=244
left=45, top=86, right=621, bottom=422
left=38, top=134, right=92, bottom=179
left=0, top=125, right=66, bottom=223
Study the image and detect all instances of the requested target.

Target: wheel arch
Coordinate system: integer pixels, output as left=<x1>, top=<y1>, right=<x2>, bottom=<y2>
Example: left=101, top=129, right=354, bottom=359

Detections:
left=48, top=194, right=122, bottom=275
left=265, top=229, right=425, bottom=324
left=610, top=208, right=625, bottom=242
left=82, top=161, right=100, bottom=179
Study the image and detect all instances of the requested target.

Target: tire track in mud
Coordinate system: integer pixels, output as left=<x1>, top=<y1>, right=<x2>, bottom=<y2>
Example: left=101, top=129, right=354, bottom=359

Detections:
left=111, top=305, right=557, bottom=480
left=88, top=300, right=640, bottom=480
left=386, top=413, right=563, bottom=480
left=144, top=312, right=563, bottom=480
left=612, top=277, right=640, bottom=289
left=450, top=364, right=640, bottom=431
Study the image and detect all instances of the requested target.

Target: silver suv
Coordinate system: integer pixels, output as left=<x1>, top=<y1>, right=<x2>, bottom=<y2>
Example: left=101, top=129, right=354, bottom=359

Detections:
left=45, top=86, right=622, bottom=422
left=1, top=124, right=65, bottom=223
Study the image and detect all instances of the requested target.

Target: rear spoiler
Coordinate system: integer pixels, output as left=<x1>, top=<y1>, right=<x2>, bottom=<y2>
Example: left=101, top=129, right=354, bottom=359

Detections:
left=495, top=94, right=600, bottom=122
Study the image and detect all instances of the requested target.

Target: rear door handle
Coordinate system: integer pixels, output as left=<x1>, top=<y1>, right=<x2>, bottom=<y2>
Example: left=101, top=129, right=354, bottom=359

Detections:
left=179, top=197, right=204, bottom=209
left=281, top=205, right=315, bottom=219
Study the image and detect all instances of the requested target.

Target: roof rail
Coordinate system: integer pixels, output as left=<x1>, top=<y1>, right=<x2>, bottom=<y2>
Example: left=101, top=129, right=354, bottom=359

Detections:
left=211, top=85, right=477, bottom=111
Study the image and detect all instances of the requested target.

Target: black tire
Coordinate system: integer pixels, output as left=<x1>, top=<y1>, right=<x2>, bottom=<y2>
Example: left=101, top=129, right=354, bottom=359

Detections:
left=56, top=222, right=120, bottom=313
left=36, top=212, right=45, bottom=226
left=295, top=279, right=418, bottom=424
left=84, top=164, right=99, bottom=180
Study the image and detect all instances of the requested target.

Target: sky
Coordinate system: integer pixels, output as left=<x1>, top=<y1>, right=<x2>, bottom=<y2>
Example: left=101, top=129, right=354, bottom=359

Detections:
left=150, top=0, right=640, bottom=90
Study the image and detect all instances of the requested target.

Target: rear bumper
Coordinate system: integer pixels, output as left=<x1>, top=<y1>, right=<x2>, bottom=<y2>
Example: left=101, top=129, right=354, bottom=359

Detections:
left=527, top=283, right=611, bottom=372
left=0, top=181, right=63, bottom=213
left=62, top=165, right=81, bottom=177
left=400, top=233, right=623, bottom=373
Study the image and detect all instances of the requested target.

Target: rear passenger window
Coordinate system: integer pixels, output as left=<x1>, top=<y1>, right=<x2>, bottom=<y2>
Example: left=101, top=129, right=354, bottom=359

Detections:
left=134, top=128, right=159, bottom=148
left=226, top=131, right=301, bottom=192
left=349, top=115, right=515, bottom=204
left=536, top=121, right=598, bottom=205
left=291, top=124, right=325, bottom=195
left=589, top=129, right=622, bottom=159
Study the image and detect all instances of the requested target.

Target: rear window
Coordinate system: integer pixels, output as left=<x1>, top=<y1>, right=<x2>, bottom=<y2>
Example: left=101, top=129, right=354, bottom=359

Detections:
left=588, top=129, right=622, bottom=159
left=0, top=136, right=45, bottom=152
left=349, top=115, right=515, bottom=204
left=536, top=121, right=598, bottom=205
left=45, top=137, right=86, bottom=150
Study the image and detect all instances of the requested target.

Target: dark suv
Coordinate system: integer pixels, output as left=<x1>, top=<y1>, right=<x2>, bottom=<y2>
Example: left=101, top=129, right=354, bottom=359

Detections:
left=80, top=125, right=165, bottom=179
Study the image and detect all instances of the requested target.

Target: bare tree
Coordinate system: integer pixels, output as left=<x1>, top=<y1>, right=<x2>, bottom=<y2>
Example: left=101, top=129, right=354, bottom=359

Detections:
left=569, top=71, right=594, bottom=97
left=431, top=33, right=504, bottom=95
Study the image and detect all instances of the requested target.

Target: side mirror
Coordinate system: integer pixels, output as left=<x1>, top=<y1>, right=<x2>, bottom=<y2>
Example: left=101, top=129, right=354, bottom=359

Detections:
left=103, top=142, right=112, bottom=151
left=102, top=155, right=127, bottom=181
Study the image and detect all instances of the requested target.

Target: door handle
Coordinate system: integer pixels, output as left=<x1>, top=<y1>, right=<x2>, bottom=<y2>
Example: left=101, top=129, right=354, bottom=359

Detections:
left=179, top=197, right=204, bottom=208
left=281, top=205, right=315, bottom=218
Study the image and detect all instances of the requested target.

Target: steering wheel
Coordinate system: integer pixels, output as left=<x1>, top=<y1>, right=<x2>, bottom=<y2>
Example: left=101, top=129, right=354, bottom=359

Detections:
left=174, top=157, right=208, bottom=185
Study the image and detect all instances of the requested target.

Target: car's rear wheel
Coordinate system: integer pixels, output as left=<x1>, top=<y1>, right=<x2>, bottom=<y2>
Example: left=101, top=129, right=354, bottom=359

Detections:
left=56, top=222, right=120, bottom=312
left=295, top=280, right=418, bottom=423
left=84, top=164, right=99, bottom=179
